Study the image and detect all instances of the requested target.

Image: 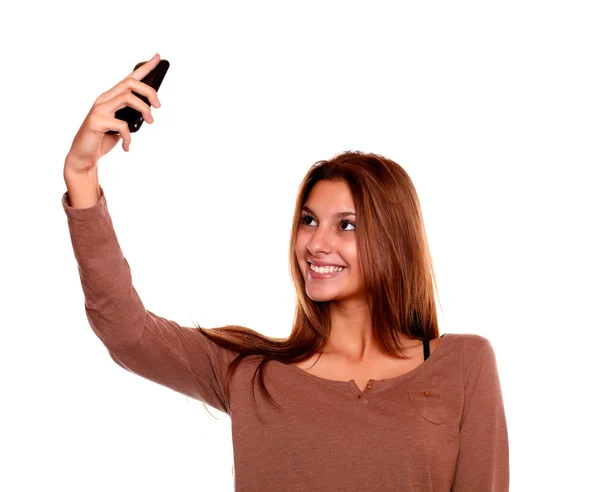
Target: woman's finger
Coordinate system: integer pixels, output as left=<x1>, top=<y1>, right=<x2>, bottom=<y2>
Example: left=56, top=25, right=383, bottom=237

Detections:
left=96, top=54, right=161, bottom=106
left=129, top=53, right=161, bottom=81
left=101, top=91, right=155, bottom=124
left=93, top=115, right=132, bottom=151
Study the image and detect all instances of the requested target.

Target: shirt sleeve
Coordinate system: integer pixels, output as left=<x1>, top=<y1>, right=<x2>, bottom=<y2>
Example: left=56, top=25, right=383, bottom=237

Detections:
left=451, top=337, right=510, bottom=491
left=62, top=186, right=236, bottom=415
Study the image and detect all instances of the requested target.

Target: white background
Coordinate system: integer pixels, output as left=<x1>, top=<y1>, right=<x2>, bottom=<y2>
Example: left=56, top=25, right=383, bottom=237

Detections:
left=1, top=1, right=599, bottom=490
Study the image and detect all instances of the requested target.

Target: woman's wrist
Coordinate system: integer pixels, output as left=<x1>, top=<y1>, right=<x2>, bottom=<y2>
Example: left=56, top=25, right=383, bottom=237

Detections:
left=63, top=163, right=101, bottom=209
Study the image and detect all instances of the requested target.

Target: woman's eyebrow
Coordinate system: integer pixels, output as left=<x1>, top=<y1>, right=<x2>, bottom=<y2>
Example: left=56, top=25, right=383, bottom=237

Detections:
left=301, top=205, right=356, bottom=218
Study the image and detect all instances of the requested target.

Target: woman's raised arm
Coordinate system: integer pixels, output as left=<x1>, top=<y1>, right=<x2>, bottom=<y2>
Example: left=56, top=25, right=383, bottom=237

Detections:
left=62, top=55, right=234, bottom=415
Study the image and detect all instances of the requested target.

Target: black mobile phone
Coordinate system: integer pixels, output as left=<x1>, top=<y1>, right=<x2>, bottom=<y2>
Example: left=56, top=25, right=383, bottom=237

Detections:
left=106, top=59, right=170, bottom=135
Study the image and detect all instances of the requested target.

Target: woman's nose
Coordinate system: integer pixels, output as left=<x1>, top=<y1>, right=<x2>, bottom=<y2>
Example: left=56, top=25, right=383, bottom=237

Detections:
left=307, top=227, right=332, bottom=255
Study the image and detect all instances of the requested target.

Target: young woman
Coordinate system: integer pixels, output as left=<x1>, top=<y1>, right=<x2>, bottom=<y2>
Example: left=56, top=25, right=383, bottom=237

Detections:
left=63, top=53, right=509, bottom=491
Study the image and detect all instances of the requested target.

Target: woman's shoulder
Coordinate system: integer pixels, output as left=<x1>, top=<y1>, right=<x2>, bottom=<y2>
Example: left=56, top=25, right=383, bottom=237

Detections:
left=441, top=332, right=497, bottom=363
left=443, top=332, right=493, bottom=348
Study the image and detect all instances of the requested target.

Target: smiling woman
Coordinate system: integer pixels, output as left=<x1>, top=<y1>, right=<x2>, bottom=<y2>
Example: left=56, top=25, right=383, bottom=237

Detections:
left=192, top=150, right=444, bottom=404
left=63, top=146, right=509, bottom=490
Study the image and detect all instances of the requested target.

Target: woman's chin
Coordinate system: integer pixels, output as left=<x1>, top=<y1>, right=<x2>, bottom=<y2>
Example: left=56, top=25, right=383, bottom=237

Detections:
left=306, top=288, right=339, bottom=302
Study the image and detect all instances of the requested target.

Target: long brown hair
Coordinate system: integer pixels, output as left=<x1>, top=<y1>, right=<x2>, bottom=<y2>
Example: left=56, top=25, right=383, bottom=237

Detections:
left=192, top=150, right=441, bottom=412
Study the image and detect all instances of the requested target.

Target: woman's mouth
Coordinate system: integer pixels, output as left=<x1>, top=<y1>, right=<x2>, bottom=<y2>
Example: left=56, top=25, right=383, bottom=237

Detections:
left=308, top=263, right=346, bottom=279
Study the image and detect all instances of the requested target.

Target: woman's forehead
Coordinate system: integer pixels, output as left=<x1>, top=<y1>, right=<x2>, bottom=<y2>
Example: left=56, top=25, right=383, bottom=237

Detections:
left=304, top=180, right=354, bottom=210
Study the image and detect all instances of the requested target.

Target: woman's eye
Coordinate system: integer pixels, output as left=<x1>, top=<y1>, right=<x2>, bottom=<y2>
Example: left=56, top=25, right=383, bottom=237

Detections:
left=300, top=215, right=355, bottom=231
left=300, top=215, right=315, bottom=226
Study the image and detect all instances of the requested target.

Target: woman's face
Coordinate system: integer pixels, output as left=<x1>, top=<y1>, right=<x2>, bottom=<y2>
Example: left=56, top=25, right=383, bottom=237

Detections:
left=294, top=180, right=364, bottom=303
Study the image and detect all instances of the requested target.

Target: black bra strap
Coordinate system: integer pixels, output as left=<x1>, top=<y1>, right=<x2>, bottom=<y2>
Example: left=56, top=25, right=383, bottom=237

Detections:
left=423, top=338, right=430, bottom=360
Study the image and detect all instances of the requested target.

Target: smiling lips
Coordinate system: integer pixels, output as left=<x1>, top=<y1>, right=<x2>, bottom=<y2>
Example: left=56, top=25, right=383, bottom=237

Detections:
left=308, top=262, right=346, bottom=279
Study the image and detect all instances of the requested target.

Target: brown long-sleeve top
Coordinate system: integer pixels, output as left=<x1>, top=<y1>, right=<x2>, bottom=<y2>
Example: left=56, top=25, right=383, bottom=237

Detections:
left=62, top=186, right=509, bottom=491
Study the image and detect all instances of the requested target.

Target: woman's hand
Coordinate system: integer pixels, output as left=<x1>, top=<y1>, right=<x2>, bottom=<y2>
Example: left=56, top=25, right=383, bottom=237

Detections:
left=64, top=53, right=163, bottom=175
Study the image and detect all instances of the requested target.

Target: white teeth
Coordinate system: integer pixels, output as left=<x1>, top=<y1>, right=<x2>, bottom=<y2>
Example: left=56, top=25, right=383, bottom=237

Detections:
left=310, top=263, right=344, bottom=273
